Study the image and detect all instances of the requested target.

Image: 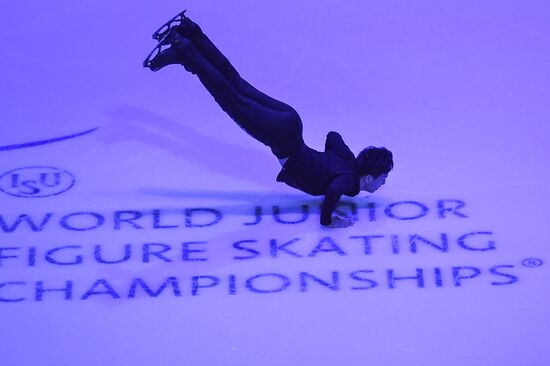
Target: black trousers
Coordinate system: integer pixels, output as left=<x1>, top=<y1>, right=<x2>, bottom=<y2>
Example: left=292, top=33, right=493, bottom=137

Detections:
left=183, top=23, right=305, bottom=159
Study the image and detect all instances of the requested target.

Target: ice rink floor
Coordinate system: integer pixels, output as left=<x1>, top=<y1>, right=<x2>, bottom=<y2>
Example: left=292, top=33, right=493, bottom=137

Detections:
left=1, top=1, right=549, bottom=365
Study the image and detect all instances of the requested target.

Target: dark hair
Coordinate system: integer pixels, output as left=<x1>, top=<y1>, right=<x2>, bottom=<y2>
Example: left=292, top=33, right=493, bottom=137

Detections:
left=355, top=146, right=394, bottom=178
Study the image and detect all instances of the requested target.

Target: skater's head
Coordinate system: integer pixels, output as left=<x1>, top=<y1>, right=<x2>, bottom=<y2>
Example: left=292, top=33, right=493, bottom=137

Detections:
left=355, top=146, right=393, bottom=193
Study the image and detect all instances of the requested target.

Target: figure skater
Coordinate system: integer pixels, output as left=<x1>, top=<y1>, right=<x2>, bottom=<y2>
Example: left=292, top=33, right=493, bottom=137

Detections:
left=143, top=11, right=393, bottom=228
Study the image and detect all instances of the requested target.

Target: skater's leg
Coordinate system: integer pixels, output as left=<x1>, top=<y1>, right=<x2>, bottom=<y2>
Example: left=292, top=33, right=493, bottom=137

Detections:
left=176, top=18, right=239, bottom=84
left=232, top=77, right=298, bottom=114
left=178, top=17, right=296, bottom=113
left=178, top=43, right=303, bottom=157
left=196, top=65, right=303, bottom=157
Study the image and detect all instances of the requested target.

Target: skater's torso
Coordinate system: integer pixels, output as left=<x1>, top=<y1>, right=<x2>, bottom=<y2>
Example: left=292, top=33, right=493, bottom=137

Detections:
left=276, top=131, right=361, bottom=197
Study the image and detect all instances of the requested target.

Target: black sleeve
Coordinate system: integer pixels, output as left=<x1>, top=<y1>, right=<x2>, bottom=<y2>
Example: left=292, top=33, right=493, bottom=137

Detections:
left=320, top=175, right=356, bottom=226
left=324, top=131, right=354, bottom=158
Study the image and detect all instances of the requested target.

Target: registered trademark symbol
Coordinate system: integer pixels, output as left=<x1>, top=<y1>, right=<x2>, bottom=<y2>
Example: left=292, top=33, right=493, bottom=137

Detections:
left=521, top=258, right=543, bottom=268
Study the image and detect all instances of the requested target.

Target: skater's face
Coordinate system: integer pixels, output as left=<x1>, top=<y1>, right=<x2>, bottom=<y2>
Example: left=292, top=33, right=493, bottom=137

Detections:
left=361, top=173, right=387, bottom=193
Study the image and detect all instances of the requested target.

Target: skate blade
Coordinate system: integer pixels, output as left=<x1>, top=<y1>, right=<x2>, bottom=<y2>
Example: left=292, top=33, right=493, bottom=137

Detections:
left=152, top=9, right=187, bottom=40
left=143, top=31, right=175, bottom=70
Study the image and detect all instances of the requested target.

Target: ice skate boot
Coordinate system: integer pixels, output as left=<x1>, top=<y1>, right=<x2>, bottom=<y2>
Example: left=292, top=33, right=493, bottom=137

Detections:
left=143, top=29, right=200, bottom=73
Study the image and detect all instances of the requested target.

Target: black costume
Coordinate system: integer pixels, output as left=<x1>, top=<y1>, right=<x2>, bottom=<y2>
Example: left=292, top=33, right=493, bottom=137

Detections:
left=157, top=17, right=361, bottom=226
left=277, top=132, right=360, bottom=225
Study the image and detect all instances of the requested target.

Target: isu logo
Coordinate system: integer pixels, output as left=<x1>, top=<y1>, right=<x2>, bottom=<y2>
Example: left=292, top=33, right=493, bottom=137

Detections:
left=0, top=166, right=76, bottom=198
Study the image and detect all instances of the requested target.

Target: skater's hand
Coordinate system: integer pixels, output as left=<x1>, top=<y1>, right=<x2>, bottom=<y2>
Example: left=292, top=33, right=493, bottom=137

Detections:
left=324, top=214, right=356, bottom=229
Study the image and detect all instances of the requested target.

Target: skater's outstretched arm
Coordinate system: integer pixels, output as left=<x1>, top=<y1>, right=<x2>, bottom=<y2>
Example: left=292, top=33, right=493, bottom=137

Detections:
left=320, top=175, right=357, bottom=227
